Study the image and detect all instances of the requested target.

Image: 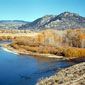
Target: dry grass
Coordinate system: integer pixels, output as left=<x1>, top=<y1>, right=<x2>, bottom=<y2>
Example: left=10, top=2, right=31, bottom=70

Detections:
left=1, top=29, right=85, bottom=59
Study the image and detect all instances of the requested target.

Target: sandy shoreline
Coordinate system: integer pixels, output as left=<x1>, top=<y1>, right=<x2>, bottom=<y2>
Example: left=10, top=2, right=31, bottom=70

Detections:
left=1, top=46, right=18, bottom=55
left=1, top=44, right=85, bottom=63
left=1, top=44, right=67, bottom=60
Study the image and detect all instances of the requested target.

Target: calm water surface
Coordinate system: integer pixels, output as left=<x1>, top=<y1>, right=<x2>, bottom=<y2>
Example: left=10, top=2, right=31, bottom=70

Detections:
left=0, top=41, right=75, bottom=85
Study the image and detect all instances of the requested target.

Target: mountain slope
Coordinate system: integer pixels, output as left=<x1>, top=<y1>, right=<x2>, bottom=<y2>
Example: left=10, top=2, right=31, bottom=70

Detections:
left=19, top=15, right=55, bottom=30
left=19, top=12, right=85, bottom=30
left=0, top=20, right=28, bottom=29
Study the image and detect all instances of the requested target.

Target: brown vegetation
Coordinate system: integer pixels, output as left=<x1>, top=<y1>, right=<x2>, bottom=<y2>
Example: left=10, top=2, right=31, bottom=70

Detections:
left=10, top=41, right=85, bottom=59
left=37, top=62, right=85, bottom=85
left=1, top=29, right=85, bottom=59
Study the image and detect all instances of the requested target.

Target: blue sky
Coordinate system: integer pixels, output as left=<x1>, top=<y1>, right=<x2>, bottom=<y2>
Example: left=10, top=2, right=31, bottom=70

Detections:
left=0, top=0, right=85, bottom=21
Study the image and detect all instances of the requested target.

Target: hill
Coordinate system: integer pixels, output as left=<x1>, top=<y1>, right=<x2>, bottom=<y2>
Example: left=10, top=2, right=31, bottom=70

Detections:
left=19, top=12, right=85, bottom=30
left=0, top=20, right=28, bottom=29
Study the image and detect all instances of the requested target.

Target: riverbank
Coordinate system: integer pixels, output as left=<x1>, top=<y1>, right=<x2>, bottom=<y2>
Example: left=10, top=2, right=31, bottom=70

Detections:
left=2, top=43, right=85, bottom=61
left=37, top=62, right=85, bottom=85
left=1, top=46, right=18, bottom=55
left=1, top=44, right=66, bottom=60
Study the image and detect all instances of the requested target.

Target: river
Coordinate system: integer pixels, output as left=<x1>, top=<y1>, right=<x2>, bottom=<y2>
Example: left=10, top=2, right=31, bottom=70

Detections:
left=0, top=41, right=76, bottom=85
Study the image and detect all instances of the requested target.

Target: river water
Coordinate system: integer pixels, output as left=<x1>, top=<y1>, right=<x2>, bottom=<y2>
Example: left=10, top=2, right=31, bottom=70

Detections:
left=0, top=41, right=76, bottom=85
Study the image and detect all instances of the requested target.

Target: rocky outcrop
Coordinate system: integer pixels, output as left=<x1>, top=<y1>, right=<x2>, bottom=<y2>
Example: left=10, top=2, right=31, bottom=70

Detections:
left=37, top=62, right=85, bottom=85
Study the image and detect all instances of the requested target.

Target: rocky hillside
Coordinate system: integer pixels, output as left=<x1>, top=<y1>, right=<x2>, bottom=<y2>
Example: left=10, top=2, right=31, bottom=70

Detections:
left=19, top=12, right=85, bottom=30
left=0, top=20, right=28, bottom=29
left=37, top=62, right=85, bottom=85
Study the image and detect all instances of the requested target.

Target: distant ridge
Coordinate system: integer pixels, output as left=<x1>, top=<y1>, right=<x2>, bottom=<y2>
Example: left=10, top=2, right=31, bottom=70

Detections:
left=19, top=12, right=85, bottom=30
left=0, top=20, right=28, bottom=30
